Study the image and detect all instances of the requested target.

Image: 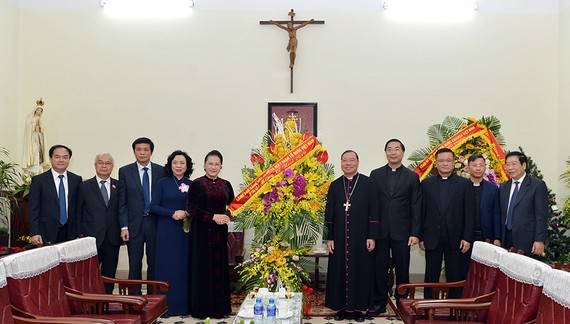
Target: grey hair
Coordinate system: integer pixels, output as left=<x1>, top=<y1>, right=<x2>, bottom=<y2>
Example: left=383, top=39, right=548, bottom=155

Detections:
left=94, top=152, right=114, bottom=164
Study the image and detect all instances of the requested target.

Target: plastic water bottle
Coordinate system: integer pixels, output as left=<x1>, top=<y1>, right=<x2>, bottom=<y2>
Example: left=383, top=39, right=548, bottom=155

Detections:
left=321, top=239, right=327, bottom=253
left=266, top=298, right=277, bottom=324
left=253, top=297, right=264, bottom=324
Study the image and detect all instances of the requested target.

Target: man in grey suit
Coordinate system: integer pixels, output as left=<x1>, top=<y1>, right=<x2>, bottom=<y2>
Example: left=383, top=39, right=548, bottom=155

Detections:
left=28, top=144, right=82, bottom=245
left=119, top=137, right=165, bottom=294
left=77, top=152, right=123, bottom=293
left=369, top=139, right=421, bottom=314
left=500, top=151, right=548, bottom=258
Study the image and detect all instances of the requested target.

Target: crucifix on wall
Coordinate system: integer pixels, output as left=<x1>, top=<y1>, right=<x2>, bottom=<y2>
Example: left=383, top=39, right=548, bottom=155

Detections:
left=260, top=9, right=325, bottom=93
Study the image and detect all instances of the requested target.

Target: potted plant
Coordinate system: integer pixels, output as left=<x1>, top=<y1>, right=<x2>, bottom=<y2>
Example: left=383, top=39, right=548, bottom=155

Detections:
left=0, top=147, right=22, bottom=246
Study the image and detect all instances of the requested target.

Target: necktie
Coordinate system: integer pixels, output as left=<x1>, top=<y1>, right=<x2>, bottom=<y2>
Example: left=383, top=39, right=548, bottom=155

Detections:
left=142, top=167, right=150, bottom=214
left=506, top=181, right=520, bottom=230
left=58, top=174, right=67, bottom=225
left=100, top=180, right=109, bottom=207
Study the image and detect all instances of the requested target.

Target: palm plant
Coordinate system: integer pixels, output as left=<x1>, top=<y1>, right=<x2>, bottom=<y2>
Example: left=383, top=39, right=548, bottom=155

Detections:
left=0, top=148, right=21, bottom=234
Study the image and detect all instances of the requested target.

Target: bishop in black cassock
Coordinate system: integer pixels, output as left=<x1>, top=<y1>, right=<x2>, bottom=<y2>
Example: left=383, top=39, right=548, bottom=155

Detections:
left=324, top=150, right=379, bottom=322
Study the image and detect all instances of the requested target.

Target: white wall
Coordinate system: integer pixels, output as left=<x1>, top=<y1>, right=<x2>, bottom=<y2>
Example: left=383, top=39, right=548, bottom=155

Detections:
left=3, top=0, right=565, bottom=274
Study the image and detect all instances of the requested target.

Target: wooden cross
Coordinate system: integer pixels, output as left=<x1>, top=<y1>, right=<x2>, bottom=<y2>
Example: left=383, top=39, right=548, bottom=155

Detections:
left=260, top=9, right=324, bottom=93
left=343, top=201, right=351, bottom=212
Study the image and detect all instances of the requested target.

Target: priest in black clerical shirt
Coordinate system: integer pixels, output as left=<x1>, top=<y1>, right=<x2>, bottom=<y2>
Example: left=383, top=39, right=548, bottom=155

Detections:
left=419, top=148, right=474, bottom=299
left=324, top=150, right=379, bottom=322
left=462, top=154, right=501, bottom=276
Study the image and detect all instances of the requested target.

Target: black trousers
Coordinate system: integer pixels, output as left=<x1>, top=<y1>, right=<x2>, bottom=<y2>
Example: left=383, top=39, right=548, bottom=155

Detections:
left=97, top=236, right=121, bottom=294
left=127, top=215, right=157, bottom=294
left=424, top=237, right=465, bottom=299
left=372, top=237, right=410, bottom=307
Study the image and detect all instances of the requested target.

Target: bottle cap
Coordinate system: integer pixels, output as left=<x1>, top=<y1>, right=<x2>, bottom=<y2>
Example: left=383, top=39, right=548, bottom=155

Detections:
left=256, top=298, right=262, bottom=303
left=269, top=298, right=275, bottom=303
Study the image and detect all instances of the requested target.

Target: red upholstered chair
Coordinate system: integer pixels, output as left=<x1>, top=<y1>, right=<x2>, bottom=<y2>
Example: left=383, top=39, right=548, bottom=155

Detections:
left=1, top=245, right=142, bottom=324
left=55, top=237, right=168, bottom=324
left=534, top=268, right=570, bottom=323
left=397, top=242, right=507, bottom=324
left=414, top=251, right=551, bottom=324
left=0, top=258, right=114, bottom=324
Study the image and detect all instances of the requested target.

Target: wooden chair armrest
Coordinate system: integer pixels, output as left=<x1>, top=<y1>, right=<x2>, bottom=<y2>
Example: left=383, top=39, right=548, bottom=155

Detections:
left=13, top=315, right=114, bottom=324
left=11, top=306, right=114, bottom=324
left=102, top=276, right=169, bottom=295
left=397, top=280, right=466, bottom=299
left=415, top=301, right=492, bottom=321
left=411, top=292, right=495, bottom=315
left=65, top=291, right=146, bottom=314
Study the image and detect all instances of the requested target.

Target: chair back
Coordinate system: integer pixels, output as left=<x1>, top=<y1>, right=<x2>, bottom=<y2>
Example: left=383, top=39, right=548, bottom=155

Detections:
left=535, top=268, right=570, bottom=324
left=487, top=252, right=551, bottom=324
left=55, top=237, right=106, bottom=294
left=462, top=241, right=507, bottom=298
left=0, top=260, right=14, bottom=324
left=1, top=246, right=73, bottom=317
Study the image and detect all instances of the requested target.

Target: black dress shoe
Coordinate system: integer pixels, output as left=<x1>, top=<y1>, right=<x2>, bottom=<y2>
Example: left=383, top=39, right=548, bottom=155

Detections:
left=334, top=310, right=348, bottom=321
left=352, top=311, right=365, bottom=322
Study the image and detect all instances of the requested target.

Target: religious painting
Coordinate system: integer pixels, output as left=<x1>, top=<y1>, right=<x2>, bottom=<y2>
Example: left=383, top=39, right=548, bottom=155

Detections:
left=268, top=102, right=317, bottom=136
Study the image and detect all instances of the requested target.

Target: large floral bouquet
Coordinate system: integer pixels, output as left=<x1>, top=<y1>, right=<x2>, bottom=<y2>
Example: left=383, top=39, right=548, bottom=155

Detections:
left=232, top=118, right=334, bottom=249
left=408, top=116, right=508, bottom=185
left=236, top=238, right=312, bottom=292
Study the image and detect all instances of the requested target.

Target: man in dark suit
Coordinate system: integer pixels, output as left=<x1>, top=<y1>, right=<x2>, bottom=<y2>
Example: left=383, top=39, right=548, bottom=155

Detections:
left=420, top=148, right=474, bottom=299
left=28, top=144, right=82, bottom=245
left=369, top=139, right=421, bottom=315
left=77, top=153, right=123, bottom=294
left=119, top=137, right=165, bottom=294
left=462, top=154, right=501, bottom=275
left=500, top=151, right=547, bottom=258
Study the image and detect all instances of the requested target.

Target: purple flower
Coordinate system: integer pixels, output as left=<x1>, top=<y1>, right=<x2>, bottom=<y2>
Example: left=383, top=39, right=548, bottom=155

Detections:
left=292, top=174, right=307, bottom=200
left=263, top=188, right=281, bottom=214
left=284, top=168, right=294, bottom=178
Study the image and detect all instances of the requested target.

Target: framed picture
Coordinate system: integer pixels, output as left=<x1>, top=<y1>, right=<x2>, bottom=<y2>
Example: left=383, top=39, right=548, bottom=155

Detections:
left=268, top=102, right=318, bottom=136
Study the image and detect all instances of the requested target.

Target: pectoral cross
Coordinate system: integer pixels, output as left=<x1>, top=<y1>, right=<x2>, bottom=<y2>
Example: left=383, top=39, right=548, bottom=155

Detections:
left=260, top=9, right=325, bottom=93
left=343, top=201, right=351, bottom=212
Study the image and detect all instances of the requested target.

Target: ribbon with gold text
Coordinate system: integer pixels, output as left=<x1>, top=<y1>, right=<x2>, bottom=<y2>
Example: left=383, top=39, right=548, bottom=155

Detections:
left=229, top=136, right=318, bottom=214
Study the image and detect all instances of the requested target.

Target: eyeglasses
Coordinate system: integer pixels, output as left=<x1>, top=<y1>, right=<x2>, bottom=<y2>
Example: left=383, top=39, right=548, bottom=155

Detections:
left=386, top=148, right=402, bottom=153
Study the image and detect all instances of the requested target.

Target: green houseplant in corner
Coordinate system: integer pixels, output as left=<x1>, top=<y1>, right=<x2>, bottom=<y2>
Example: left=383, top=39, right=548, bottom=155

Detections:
left=0, top=148, right=22, bottom=246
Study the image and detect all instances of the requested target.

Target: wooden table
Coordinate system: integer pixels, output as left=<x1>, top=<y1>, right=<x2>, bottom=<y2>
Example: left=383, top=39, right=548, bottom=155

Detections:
left=306, top=251, right=329, bottom=289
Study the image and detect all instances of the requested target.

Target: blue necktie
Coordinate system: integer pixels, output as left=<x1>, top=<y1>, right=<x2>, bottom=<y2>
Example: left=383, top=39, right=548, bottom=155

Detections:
left=142, top=167, right=150, bottom=214
left=100, top=180, right=109, bottom=207
left=506, top=181, right=520, bottom=230
left=58, top=174, right=67, bottom=225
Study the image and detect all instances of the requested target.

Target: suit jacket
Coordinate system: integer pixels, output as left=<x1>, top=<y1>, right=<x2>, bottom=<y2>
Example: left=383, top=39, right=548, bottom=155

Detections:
left=421, top=173, right=475, bottom=250
left=118, top=162, right=165, bottom=238
left=479, top=180, right=501, bottom=241
left=27, top=169, right=82, bottom=243
left=499, top=174, right=548, bottom=254
left=77, top=177, right=123, bottom=247
left=370, top=165, right=422, bottom=241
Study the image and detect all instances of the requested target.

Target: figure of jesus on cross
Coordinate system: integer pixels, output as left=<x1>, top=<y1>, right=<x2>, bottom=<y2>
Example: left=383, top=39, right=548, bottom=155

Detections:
left=261, top=9, right=324, bottom=93
left=268, top=15, right=315, bottom=68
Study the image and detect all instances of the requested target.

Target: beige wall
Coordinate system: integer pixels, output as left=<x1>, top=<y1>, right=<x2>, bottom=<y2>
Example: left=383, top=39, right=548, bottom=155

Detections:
left=2, top=1, right=566, bottom=274
left=0, top=0, right=19, bottom=155
left=559, top=0, right=570, bottom=205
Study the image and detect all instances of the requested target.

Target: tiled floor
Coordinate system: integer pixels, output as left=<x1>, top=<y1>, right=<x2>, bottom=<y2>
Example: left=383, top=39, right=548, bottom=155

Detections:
left=156, top=296, right=405, bottom=324
left=156, top=314, right=403, bottom=324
